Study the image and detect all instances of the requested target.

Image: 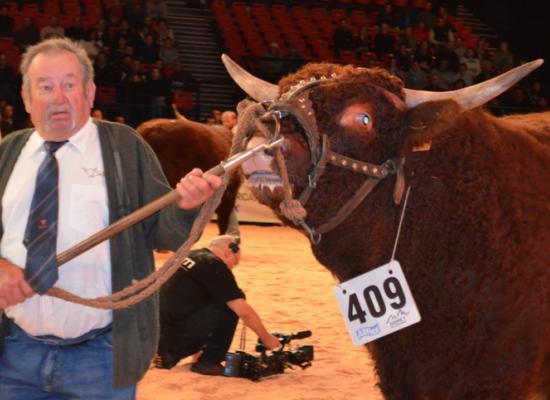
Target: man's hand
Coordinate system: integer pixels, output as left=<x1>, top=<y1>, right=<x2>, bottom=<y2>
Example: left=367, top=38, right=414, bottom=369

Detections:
left=175, top=168, right=222, bottom=210
left=0, top=259, right=34, bottom=308
left=261, top=334, right=282, bottom=351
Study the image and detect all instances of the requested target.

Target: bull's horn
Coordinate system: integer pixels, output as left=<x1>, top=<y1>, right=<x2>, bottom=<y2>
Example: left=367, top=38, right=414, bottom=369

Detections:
left=404, top=59, right=543, bottom=109
left=222, top=54, right=279, bottom=102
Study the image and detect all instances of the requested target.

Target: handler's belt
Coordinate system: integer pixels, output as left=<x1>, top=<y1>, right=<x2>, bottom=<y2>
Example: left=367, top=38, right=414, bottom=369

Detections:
left=4, top=319, right=112, bottom=347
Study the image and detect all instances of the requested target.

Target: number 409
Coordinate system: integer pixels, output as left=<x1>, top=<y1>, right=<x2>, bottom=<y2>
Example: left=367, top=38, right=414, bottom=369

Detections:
left=348, top=277, right=406, bottom=324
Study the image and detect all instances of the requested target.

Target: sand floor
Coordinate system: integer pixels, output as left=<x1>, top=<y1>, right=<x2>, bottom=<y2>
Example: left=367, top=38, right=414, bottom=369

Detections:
left=137, top=222, right=383, bottom=400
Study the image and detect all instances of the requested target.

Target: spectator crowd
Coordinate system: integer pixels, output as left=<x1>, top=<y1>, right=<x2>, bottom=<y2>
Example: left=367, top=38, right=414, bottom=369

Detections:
left=0, top=0, right=548, bottom=139
left=0, top=0, right=202, bottom=136
left=252, top=1, right=547, bottom=115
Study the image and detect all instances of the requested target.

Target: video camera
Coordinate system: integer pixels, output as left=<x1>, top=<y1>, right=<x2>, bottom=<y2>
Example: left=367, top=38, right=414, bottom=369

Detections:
left=224, top=330, right=314, bottom=381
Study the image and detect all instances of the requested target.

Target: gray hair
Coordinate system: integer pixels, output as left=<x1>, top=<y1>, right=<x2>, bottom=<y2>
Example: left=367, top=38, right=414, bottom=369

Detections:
left=221, top=110, right=237, bottom=119
left=20, top=37, right=94, bottom=92
left=209, top=235, right=239, bottom=252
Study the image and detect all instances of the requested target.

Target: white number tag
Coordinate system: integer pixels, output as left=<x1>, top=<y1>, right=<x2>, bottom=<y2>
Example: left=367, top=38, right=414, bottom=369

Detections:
left=333, top=260, right=421, bottom=345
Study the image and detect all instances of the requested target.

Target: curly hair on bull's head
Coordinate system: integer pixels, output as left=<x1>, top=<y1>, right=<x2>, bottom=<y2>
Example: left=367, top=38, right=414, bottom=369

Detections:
left=279, top=63, right=407, bottom=164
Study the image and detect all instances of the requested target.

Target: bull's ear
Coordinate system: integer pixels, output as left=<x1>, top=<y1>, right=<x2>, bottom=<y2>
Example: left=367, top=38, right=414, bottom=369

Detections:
left=222, top=54, right=279, bottom=102
left=403, top=100, right=462, bottom=148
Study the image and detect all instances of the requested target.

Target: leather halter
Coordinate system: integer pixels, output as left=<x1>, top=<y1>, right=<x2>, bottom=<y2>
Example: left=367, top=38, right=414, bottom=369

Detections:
left=257, top=76, right=405, bottom=242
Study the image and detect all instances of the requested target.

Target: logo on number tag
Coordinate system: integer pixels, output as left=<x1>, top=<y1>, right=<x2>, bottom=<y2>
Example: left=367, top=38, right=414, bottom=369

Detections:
left=333, top=260, right=421, bottom=345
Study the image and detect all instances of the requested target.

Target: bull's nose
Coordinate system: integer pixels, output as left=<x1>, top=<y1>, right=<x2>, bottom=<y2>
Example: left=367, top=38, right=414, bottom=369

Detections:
left=242, top=136, right=275, bottom=175
left=245, top=135, right=268, bottom=150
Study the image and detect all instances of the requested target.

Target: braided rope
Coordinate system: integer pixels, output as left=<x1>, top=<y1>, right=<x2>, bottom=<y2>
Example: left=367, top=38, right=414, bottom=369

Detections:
left=45, top=100, right=304, bottom=310
left=46, top=169, right=228, bottom=309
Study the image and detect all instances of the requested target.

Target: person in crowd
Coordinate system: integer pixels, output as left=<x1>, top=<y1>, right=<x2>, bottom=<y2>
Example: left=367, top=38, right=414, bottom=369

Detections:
left=146, top=0, right=168, bottom=20
left=332, top=19, right=355, bottom=57
left=65, top=16, right=88, bottom=42
left=0, top=5, right=14, bottom=36
left=147, top=66, right=170, bottom=118
left=373, top=23, right=397, bottom=60
left=432, top=58, right=458, bottom=90
left=474, top=59, right=495, bottom=84
left=211, top=109, right=222, bottom=124
left=221, top=110, right=238, bottom=134
left=455, top=62, right=473, bottom=86
left=156, top=235, right=280, bottom=374
left=416, top=1, right=437, bottom=30
left=13, top=17, right=40, bottom=51
left=429, top=17, right=454, bottom=48
left=258, top=41, right=285, bottom=80
left=414, top=40, right=434, bottom=71
left=424, top=72, right=445, bottom=91
left=405, top=60, right=428, bottom=89
left=399, top=26, right=418, bottom=52
left=376, top=4, right=400, bottom=29
left=40, top=16, right=65, bottom=40
left=453, top=37, right=467, bottom=59
left=0, top=103, right=18, bottom=136
left=493, top=40, right=514, bottom=74
left=168, top=58, right=196, bottom=87
left=80, top=29, right=105, bottom=58
left=158, top=37, right=179, bottom=65
left=412, top=20, right=430, bottom=43
left=475, top=37, right=491, bottom=62
left=94, top=51, right=122, bottom=84
left=140, top=33, right=160, bottom=64
left=0, top=53, right=16, bottom=100
left=91, top=108, right=105, bottom=120
left=527, top=81, right=544, bottom=107
left=155, top=18, right=175, bottom=42
left=460, top=47, right=481, bottom=79
left=125, top=1, right=147, bottom=28
left=284, top=45, right=305, bottom=74
left=436, top=40, right=460, bottom=71
left=0, top=37, right=221, bottom=398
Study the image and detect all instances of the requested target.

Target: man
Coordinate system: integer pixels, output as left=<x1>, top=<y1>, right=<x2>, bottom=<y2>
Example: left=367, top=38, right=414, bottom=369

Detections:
left=0, top=38, right=221, bottom=398
left=0, top=104, right=17, bottom=137
left=221, top=110, right=237, bottom=134
left=157, top=235, right=280, bottom=375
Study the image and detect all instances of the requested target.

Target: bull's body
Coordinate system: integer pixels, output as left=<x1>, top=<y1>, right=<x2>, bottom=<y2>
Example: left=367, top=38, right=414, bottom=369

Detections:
left=137, top=118, right=241, bottom=235
left=314, top=107, right=550, bottom=399
left=227, top=58, right=550, bottom=399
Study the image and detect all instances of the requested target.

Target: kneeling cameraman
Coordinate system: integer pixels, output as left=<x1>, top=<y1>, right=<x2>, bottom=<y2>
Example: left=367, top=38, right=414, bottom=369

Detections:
left=156, top=235, right=280, bottom=375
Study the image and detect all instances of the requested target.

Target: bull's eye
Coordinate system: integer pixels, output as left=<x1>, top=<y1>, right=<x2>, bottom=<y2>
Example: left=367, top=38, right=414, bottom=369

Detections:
left=361, top=114, right=371, bottom=125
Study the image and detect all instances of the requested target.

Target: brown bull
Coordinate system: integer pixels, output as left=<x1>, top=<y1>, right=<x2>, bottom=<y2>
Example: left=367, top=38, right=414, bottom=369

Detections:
left=136, top=117, right=242, bottom=236
left=223, top=55, right=550, bottom=399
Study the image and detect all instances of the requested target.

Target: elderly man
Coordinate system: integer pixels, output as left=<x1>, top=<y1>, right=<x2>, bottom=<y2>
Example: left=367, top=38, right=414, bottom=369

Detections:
left=221, top=110, right=238, bottom=134
left=0, top=38, right=220, bottom=399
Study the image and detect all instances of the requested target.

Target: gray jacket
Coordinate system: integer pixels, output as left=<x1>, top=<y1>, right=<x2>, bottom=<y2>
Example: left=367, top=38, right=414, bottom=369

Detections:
left=0, top=120, right=197, bottom=387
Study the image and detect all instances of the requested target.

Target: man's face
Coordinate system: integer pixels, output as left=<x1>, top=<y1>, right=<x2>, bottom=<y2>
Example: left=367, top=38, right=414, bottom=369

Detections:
left=221, top=114, right=236, bottom=129
left=3, top=105, right=13, bottom=118
left=22, top=50, right=95, bottom=140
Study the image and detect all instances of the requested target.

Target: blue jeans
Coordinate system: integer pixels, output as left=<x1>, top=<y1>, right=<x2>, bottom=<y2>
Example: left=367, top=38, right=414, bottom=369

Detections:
left=0, top=321, right=136, bottom=399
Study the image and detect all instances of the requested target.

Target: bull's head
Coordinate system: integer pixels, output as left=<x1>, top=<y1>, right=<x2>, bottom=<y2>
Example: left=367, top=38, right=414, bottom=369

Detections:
left=223, top=55, right=542, bottom=242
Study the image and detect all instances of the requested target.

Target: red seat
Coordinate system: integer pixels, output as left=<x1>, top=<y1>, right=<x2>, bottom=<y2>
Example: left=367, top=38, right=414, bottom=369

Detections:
left=410, top=0, right=426, bottom=8
left=172, top=90, right=194, bottom=110
left=22, top=3, right=40, bottom=18
left=95, top=85, right=117, bottom=105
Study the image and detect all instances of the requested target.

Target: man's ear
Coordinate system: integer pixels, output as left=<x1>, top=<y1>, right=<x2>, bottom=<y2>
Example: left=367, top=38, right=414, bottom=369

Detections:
left=87, top=80, right=96, bottom=109
left=21, top=86, right=31, bottom=114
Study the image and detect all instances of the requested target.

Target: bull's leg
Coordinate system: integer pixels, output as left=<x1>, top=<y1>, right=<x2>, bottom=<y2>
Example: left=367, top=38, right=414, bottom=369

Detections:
left=215, top=198, right=238, bottom=236
left=215, top=178, right=241, bottom=237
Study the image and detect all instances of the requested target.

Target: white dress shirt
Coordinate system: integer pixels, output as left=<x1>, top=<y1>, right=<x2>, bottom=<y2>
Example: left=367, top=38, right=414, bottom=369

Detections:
left=1, top=118, right=112, bottom=338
